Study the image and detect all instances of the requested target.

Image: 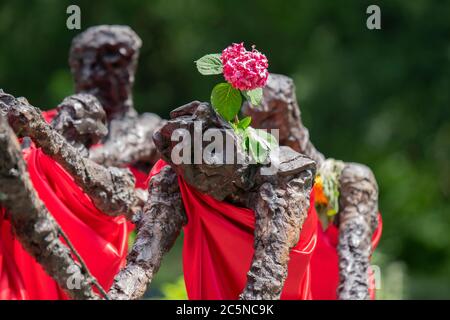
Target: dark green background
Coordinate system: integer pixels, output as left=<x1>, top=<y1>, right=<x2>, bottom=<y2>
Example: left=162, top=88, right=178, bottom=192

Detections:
left=0, top=0, right=449, bottom=299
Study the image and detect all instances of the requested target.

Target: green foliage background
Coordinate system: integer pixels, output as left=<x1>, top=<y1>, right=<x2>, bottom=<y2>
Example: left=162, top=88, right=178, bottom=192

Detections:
left=0, top=0, right=449, bottom=299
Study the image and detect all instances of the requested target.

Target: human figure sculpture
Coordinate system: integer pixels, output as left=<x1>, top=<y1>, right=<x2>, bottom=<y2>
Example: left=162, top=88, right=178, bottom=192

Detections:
left=242, top=74, right=381, bottom=299
left=0, top=26, right=381, bottom=301
left=69, top=25, right=164, bottom=170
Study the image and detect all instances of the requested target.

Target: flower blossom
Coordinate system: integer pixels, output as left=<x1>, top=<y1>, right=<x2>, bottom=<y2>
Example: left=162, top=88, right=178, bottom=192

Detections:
left=221, top=43, right=269, bottom=90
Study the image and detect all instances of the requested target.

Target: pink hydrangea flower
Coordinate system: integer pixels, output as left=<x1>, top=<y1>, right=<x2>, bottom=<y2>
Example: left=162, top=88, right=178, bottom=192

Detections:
left=221, top=43, right=269, bottom=91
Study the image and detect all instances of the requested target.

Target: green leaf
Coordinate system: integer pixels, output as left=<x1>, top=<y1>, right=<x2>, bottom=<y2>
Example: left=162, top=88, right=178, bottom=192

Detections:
left=195, top=54, right=223, bottom=75
left=237, top=116, right=252, bottom=129
left=210, top=82, right=242, bottom=121
left=242, top=88, right=263, bottom=106
left=243, top=127, right=278, bottom=163
left=248, top=140, right=267, bottom=163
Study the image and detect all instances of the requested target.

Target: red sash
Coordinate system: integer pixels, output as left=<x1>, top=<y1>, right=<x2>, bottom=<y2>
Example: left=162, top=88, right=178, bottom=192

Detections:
left=148, top=160, right=382, bottom=300
left=0, top=146, right=130, bottom=299
left=0, top=110, right=134, bottom=300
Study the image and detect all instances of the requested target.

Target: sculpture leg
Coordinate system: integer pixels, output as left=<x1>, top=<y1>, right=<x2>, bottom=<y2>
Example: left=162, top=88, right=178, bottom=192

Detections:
left=0, top=115, right=100, bottom=300
left=241, top=169, right=315, bottom=300
left=109, top=166, right=186, bottom=299
left=337, top=163, right=379, bottom=300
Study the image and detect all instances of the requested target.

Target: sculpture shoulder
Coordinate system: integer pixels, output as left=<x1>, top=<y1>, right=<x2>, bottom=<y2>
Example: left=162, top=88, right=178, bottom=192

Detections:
left=275, top=146, right=316, bottom=176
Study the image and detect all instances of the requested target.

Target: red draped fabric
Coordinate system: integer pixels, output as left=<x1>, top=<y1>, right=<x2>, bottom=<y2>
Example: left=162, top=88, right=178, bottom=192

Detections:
left=148, top=160, right=382, bottom=300
left=0, top=110, right=135, bottom=300
left=1, top=105, right=382, bottom=300
left=0, top=146, right=130, bottom=299
left=310, top=213, right=382, bottom=299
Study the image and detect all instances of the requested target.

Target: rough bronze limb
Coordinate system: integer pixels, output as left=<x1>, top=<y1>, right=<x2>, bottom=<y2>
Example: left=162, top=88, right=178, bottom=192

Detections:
left=337, top=163, right=378, bottom=300
left=244, top=73, right=380, bottom=299
left=0, top=115, right=99, bottom=300
left=0, top=91, right=141, bottom=219
left=241, top=160, right=315, bottom=299
left=109, top=165, right=186, bottom=300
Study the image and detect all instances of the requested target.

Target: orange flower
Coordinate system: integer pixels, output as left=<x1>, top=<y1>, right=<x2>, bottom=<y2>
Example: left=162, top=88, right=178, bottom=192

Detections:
left=313, top=176, right=329, bottom=206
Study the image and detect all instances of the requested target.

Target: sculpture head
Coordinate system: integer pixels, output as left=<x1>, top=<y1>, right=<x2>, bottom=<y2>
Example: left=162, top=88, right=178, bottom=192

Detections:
left=153, top=101, right=255, bottom=200
left=153, top=101, right=316, bottom=201
left=69, top=25, right=142, bottom=121
left=242, top=73, right=302, bottom=151
left=52, top=94, right=107, bottom=155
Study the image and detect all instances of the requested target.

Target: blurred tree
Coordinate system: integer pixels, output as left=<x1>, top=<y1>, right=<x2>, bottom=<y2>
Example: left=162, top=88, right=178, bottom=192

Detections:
left=0, top=0, right=448, bottom=298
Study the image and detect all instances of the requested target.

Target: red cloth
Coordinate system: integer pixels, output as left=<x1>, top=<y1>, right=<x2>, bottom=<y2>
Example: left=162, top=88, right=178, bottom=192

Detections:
left=310, top=213, right=382, bottom=299
left=0, top=146, right=130, bottom=299
left=43, top=108, right=149, bottom=190
left=128, top=166, right=149, bottom=190
left=1, top=108, right=133, bottom=299
left=148, top=160, right=382, bottom=300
